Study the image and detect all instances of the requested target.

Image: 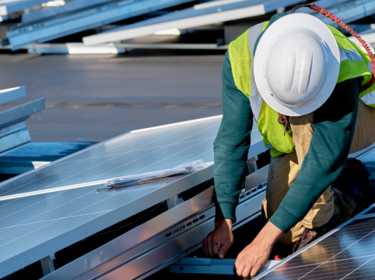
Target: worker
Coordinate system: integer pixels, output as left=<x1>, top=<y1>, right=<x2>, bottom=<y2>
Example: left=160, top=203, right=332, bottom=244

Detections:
left=202, top=4, right=375, bottom=279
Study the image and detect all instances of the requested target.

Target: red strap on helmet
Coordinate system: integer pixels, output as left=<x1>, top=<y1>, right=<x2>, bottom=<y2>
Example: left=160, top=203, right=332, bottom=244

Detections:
left=310, top=4, right=375, bottom=92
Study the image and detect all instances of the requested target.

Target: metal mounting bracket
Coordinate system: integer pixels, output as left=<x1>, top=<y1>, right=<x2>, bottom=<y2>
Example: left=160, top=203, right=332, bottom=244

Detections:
left=247, top=155, right=258, bottom=173
left=170, top=257, right=280, bottom=275
left=40, top=254, right=55, bottom=276
left=166, top=194, right=184, bottom=209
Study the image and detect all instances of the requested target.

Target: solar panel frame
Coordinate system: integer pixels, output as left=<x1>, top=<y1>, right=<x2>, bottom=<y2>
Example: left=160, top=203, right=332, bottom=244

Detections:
left=0, top=116, right=265, bottom=278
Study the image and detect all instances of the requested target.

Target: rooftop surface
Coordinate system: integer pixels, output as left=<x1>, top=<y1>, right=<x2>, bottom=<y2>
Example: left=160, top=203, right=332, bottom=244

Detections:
left=0, top=50, right=225, bottom=142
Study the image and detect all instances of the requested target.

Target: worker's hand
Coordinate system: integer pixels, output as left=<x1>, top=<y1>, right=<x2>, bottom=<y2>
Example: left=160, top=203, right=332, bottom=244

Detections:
left=234, top=222, right=284, bottom=279
left=203, top=219, right=234, bottom=259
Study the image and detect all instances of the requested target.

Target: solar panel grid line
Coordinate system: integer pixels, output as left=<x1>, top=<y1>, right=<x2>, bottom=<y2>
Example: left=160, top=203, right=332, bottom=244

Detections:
left=340, top=255, right=375, bottom=279
left=0, top=210, right=112, bottom=231
left=40, top=136, right=214, bottom=170
left=0, top=124, right=217, bottom=234
left=0, top=117, right=215, bottom=197
left=268, top=254, right=375, bottom=273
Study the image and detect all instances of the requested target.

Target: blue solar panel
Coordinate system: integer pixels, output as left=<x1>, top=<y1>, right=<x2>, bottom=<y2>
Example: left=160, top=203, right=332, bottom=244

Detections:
left=257, top=216, right=375, bottom=279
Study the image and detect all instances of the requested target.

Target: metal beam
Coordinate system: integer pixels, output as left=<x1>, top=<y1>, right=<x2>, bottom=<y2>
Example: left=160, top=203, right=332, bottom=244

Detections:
left=170, top=258, right=280, bottom=275
left=0, top=121, right=30, bottom=153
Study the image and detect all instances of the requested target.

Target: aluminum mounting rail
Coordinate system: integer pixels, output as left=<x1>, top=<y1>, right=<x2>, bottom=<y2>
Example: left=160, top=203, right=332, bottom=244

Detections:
left=82, top=0, right=304, bottom=46
left=170, top=258, right=280, bottom=275
left=7, top=0, right=195, bottom=50
left=41, top=164, right=269, bottom=280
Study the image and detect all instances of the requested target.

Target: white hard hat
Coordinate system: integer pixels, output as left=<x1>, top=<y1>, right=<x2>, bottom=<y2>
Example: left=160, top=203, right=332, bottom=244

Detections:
left=254, top=13, right=340, bottom=116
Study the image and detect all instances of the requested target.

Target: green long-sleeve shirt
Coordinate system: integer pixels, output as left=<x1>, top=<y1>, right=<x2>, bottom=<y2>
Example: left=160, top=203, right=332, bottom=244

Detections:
left=214, top=51, right=360, bottom=233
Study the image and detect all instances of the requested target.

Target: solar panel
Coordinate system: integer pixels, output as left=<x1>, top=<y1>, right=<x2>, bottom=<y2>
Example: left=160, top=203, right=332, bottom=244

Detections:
left=7, top=0, right=195, bottom=50
left=83, top=0, right=304, bottom=46
left=256, top=216, right=375, bottom=279
left=0, top=116, right=265, bottom=278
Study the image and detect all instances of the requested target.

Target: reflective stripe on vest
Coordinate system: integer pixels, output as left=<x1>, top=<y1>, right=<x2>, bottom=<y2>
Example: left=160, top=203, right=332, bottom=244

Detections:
left=248, top=22, right=265, bottom=121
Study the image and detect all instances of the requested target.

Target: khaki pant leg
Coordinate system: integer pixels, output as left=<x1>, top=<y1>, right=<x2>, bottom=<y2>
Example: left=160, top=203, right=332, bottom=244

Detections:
left=262, top=152, right=299, bottom=219
left=350, top=100, right=375, bottom=154
left=289, top=113, right=335, bottom=229
left=262, top=152, right=305, bottom=245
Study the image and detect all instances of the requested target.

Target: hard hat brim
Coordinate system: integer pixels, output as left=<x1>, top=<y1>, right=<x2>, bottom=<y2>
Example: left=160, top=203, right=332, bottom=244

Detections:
left=254, top=13, right=340, bottom=117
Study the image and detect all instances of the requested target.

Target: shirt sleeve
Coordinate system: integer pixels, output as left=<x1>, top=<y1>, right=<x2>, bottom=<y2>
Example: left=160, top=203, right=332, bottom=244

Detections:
left=269, top=78, right=361, bottom=232
left=213, top=51, right=253, bottom=223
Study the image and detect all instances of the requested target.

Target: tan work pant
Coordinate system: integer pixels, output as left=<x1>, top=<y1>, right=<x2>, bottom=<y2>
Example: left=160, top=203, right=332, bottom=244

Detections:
left=262, top=100, right=375, bottom=246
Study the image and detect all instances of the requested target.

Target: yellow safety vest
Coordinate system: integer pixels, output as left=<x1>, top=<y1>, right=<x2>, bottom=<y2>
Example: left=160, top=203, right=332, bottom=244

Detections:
left=229, top=21, right=375, bottom=157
